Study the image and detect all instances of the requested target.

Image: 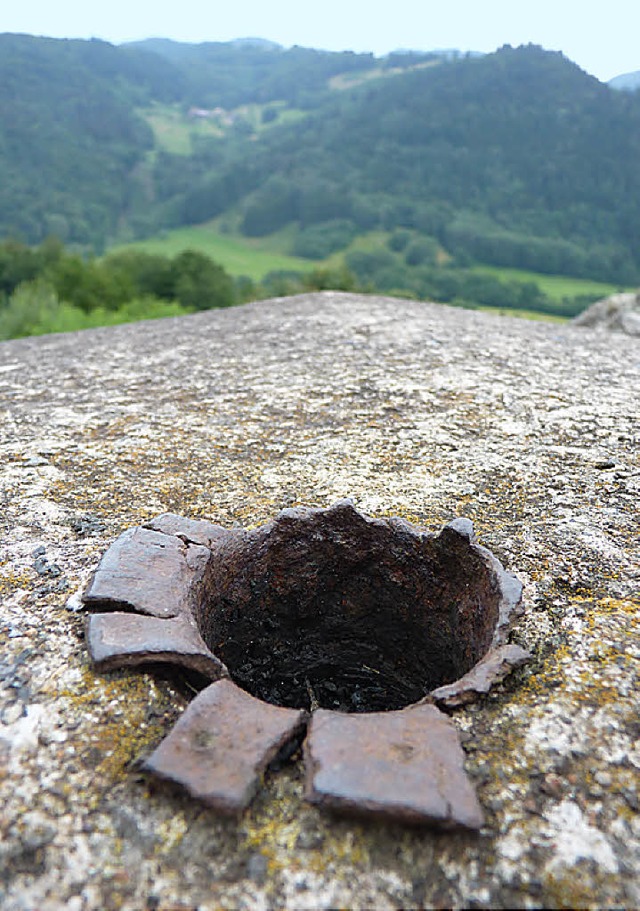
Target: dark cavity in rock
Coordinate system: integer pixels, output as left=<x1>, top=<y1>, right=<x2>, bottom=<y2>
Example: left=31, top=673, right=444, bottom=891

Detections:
left=195, top=501, right=506, bottom=713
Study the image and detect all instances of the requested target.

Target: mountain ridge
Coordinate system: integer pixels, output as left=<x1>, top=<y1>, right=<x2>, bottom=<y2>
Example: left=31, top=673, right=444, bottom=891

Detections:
left=609, top=69, right=640, bottom=91
left=0, top=34, right=639, bottom=286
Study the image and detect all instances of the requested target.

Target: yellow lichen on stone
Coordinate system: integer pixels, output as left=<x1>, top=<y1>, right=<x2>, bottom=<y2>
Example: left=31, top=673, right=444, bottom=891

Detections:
left=153, top=815, right=189, bottom=856
left=241, top=770, right=370, bottom=882
left=0, top=568, right=33, bottom=591
left=55, top=667, right=180, bottom=786
left=542, top=869, right=621, bottom=910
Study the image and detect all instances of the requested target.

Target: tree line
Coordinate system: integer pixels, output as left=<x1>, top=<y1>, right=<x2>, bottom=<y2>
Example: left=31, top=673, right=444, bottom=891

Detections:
left=0, top=238, right=365, bottom=339
left=1, top=235, right=603, bottom=340
left=0, top=239, right=236, bottom=339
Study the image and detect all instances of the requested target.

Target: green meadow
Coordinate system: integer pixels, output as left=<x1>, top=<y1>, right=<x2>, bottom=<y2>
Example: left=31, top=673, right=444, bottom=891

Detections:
left=111, top=225, right=317, bottom=281
left=140, top=102, right=307, bottom=156
left=471, top=264, right=625, bottom=302
left=112, top=224, right=624, bottom=323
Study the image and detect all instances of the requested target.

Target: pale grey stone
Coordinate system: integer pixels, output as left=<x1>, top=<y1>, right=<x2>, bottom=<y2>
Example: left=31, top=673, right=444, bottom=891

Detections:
left=0, top=292, right=637, bottom=910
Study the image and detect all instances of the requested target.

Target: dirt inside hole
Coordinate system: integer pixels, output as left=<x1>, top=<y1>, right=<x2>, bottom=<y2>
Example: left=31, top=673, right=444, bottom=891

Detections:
left=195, top=503, right=501, bottom=712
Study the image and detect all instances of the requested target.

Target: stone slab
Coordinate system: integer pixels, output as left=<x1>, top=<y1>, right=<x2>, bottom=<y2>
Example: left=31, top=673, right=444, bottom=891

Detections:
left=143, top=679, right=307, bottom=814
left=2, top=291, right=638, bottom=909
left=305, top=705, right=485, bottom=829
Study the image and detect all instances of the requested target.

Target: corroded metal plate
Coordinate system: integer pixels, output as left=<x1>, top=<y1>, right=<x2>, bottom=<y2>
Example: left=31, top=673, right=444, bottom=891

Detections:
left=305, top=704, right=485, bottom=829
left=143, top=679, right=306, bottom=814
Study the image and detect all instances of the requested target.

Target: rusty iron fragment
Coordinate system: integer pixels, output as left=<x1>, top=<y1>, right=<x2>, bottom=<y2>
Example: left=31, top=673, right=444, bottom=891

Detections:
left=86, top=612, right=227, bottom=679
left=305, top=705, right=485, bottom=829
left=83, top=526, right=209, bottom=619
left=143, top=679, right=306, bottom=814
left=81, top=501, right=528, bottom=824
left=144, top=512, right=230, bottom=549
left=196, top=501, right=525, bottom=712
left=430, top=643, right=531, bottom=708
left=436, top=518, right=525, bottom=651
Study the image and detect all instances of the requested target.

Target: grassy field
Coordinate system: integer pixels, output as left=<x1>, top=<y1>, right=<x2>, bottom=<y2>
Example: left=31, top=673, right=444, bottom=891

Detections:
left=471, top=264, right=625, bottom=302
left=112, top=225, right=316, bottom=281
left=140, top=105, right=223, bottom=155
left=112, top=224, right=627, bottom=320
left=329, top=58, right=441, bottom=91
left=140, top=102, right=307, bottom=156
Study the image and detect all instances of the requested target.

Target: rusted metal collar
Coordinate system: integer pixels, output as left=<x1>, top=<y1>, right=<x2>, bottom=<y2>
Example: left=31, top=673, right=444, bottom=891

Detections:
left=81, top=501, right=528, bottom=829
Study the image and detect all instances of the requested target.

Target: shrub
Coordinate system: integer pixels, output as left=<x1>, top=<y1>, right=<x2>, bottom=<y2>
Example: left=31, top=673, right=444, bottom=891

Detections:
left=0, top=280, right=60, bottom=339
left=388, top=229, right=412, bottom=252
left=102, top=249, right=175, bottom=299
left=292, top=220, right=357, bottom=259
left=171, top=250, right=236, bottom=310
left=404, top=236, right=438, bottom=266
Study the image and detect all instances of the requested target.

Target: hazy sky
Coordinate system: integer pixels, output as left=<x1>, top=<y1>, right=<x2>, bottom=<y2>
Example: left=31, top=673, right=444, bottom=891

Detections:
left=2, top=0, right=639, bottom=82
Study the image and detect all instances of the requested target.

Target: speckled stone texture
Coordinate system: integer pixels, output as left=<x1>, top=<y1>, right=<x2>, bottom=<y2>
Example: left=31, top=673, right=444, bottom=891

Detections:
left=0, top=292, right=638, bottom=910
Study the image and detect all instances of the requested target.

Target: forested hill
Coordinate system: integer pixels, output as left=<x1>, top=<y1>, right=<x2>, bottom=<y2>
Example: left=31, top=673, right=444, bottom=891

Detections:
left=0, top=34, right=184, bottom=246
left=168, top=44, right=640, bottom=282
left=609, top=69, right=640, bottom=91
left=0, top=33, right=434, bottom=247
left=124, top=37, right=395, bottom=108
left=1, top=34, right=639, bottom=284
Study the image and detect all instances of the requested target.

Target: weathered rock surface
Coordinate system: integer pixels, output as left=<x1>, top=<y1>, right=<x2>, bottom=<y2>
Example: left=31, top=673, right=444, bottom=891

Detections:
left=573, top=289, right=640, bottom=336
left=0, top=291, right=638, bottom=909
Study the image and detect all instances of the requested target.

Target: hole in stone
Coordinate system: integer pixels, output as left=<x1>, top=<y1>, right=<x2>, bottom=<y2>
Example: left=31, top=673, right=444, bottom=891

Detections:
left=195, top=503, right=504, bottom=713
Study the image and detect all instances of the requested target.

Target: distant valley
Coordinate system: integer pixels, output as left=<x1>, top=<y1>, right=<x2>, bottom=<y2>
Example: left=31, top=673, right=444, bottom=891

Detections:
left=0, top=33, right=639, bottom=337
